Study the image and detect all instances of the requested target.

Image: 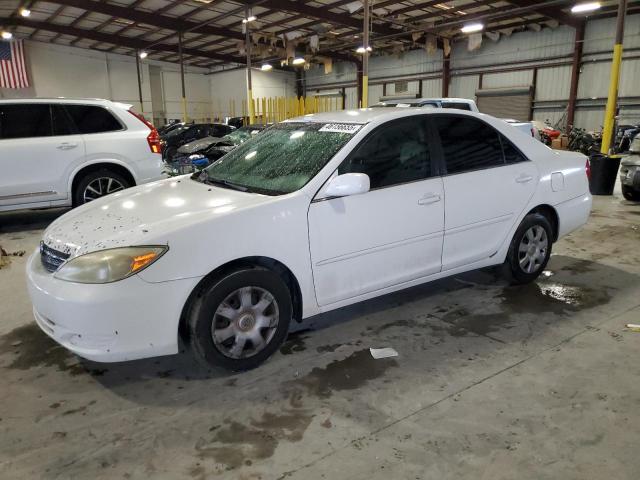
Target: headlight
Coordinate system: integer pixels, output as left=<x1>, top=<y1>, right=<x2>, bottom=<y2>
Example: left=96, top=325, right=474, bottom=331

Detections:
left=54, top=246, right=168, bottom=284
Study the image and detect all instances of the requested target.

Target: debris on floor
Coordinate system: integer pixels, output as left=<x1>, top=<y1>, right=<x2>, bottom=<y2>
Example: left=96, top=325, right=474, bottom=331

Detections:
left=369, top=347, right=399, bottom=359
left=625, top=324, right=640, bottom=332
left=0, top=246, right=26, bottom=269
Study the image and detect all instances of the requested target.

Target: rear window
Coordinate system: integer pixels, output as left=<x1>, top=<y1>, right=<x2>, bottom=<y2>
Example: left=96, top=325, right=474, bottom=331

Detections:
left=442, top=102, right=472, bottom=111
left=0, top=104, right=52, bottom=139
left=64, top=105, right=123, bottom=134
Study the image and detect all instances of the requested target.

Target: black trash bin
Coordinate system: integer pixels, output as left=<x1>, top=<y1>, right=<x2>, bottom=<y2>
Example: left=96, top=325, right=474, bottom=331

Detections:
left=589, top=153, right=621, bottom=195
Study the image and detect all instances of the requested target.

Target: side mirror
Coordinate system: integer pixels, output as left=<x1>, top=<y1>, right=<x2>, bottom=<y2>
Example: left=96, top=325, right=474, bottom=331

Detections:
left=322, top=173, right=370, bottom=198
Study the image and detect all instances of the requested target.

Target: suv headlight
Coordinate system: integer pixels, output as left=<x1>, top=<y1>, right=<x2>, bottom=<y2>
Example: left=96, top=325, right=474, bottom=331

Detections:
left=54, top=246, right=168, bottom=284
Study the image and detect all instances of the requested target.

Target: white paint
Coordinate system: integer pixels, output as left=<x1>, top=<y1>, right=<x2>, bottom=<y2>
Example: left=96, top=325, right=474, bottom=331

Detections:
left=0, top=98, right=164, bottom=212
left=27, top=108, right=592, bottom=364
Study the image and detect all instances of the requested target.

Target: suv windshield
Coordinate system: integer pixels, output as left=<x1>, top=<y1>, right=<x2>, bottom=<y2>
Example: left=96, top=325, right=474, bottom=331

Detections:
left=164, top=125, right=191, bottom=138
left=197, top=122, right=359, bottom=195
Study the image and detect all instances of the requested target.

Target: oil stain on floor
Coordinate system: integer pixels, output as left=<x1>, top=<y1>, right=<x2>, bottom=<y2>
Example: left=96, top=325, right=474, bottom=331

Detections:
left=0, top=323, right=86, bottom=375
left=195, top=409, right=314, bottom=470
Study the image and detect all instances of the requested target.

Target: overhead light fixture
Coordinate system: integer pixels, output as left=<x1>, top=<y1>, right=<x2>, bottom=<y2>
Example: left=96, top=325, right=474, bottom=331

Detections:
left=242, top=15, right=257, bottom=23
left=292, top=57, right=305, bottom=65
left=139, top=51, right=148, bottom=59
left=261, top=63, right=273, bottom=71
left=20, top=8, right=31, bottom=17
left=356, top=46, right=372, bottom=53
left=571, top=2, right=601, bottom=13
left=1, top=31, right=12, bottom=40
left=461, top=23, right=483, bottom=33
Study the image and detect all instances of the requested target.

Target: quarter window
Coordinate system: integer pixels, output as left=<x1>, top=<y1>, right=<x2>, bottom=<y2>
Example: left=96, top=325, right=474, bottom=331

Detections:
left=432, top=115, right=504, bottom=174
left=0, top=104, right=52, bottom=139
left=63, top=105, right=122, bottom=134
left=339, top=117, right=432, bottom=189
left=502, top=136, right=528, bottom=164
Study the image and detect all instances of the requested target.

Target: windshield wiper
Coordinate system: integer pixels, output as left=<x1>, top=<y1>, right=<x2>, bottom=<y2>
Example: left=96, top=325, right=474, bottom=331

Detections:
left=204, top=177, right=248, bottom=192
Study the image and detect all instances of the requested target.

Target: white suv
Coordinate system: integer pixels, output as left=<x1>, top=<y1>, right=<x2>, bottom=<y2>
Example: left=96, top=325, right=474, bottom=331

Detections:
left=0, top=98, right=165, bottom=212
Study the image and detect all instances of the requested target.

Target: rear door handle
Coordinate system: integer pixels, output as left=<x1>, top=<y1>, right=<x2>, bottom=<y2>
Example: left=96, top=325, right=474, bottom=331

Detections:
left=57, top=142, right=78, bottom=150
left=418, top=193, right=441, bottom=205
left=515, top=174, right=533, bottom=184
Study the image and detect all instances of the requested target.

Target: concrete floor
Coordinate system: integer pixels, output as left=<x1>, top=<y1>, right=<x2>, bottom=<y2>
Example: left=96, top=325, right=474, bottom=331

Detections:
left=1, top=193, right=639, bottom=480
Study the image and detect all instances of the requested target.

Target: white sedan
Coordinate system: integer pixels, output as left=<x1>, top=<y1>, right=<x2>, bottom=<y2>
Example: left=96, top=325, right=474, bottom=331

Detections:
left=27, top=108, right=592, bottom=371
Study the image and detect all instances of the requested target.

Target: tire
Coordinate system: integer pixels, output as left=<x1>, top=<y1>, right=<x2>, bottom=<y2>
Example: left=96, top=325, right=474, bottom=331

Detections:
left=73, top=168, right=131, bottom=206
left=622, top=185, right=640, bottom=201
left=187, top=268, right=292, bottom=371
left=164, top=146, right=177, bottom=162
left=505, top=213, right=553, bottom=285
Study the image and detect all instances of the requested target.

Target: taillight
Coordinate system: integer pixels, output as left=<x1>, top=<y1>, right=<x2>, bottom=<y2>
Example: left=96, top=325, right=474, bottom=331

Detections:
left=128, top=109, right=162, bottom=154
left=585, top=159, right=591, bottom=181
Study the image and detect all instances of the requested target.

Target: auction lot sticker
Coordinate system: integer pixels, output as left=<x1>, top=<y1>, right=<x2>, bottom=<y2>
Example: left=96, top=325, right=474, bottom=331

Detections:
left=319, top=123, right=363, bottom=134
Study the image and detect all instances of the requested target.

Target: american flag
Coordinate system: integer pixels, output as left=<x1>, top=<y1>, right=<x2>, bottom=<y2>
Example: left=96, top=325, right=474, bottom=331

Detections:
left=0, top=40, right=29, bottom=89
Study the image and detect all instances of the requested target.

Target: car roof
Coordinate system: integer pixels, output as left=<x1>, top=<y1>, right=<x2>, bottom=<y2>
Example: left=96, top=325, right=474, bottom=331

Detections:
left=0, top=97, right=132, bottom=109
left=287, top=107, right=478, bottom=124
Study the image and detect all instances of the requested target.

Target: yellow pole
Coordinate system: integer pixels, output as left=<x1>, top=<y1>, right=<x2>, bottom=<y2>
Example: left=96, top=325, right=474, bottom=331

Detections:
left=362, top=76, right=368, bottom=108
left=262, top=97, right=267, bottom=124
left=600, top=0, right=627, bottom=154
left=181, top=97, right=188, bottom=123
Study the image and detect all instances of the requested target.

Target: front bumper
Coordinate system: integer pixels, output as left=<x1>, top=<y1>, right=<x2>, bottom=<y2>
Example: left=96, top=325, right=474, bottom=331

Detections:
left=26, top=250, right=200, bottom=363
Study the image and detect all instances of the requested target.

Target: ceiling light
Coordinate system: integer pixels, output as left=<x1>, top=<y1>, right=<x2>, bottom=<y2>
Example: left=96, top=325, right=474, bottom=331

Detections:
left=242, top=15, right=257, bottom=23
left=1, top=31, right=12, bottom=40
left=356, top=46, right=372, bottom=53
left=261, top=63, right=273, bottom=71
left=461, top=23, right=484, bottom=33
left=139, top=51, right=148, bottom=59
left=19, top=8, right=31, bottom=17
left=571, top=2, right=601, bottom=13
left=292, top=57, right=305, bottom=65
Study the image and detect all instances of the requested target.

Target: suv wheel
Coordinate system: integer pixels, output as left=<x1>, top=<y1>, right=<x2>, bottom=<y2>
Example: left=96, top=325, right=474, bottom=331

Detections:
left=505, top=213, right=553, bottom=284
left=187, top=268, right=292, bottom=371
left=74, top=169, right=131, bottom=206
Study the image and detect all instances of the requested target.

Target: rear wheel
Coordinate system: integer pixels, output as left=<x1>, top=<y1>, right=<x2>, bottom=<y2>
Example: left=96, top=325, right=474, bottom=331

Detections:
left=73, top=169, right=131, bottom=206
left=622, top=185, right=640, bottom=201
left=187, top=268, right=292, bottom=371
left=505, top=213, right=553, bottom=284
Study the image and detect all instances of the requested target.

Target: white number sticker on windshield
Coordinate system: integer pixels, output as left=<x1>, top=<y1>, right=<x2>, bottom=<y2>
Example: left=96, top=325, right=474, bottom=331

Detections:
left=319, top=123, right=362, bottom=134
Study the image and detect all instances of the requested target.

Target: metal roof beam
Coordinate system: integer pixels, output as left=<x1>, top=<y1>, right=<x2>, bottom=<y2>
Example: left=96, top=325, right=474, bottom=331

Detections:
left=507, top=0, right=580, bottom=28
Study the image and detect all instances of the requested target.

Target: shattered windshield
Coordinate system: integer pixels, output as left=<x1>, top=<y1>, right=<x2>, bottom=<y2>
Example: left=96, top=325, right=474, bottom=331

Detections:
left=197, top=122, right=360, bottom=195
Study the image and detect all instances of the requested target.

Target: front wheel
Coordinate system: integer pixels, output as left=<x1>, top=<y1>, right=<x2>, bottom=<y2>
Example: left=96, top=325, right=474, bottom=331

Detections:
left=505, top=213, right=553, bottom=284
left=187, top=268, right=292, bottom=371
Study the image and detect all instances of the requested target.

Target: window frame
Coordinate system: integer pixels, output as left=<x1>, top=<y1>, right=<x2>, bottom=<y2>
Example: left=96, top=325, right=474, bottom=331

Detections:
left=427, top=113, right=531, bottom=177
left=335, top=114, right=441, bottom=193
left=61, top=104, right=125, bottom=135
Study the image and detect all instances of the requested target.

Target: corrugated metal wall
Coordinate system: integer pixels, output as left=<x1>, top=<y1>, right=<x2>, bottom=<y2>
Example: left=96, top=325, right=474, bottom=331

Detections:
left=304, top=15, right=640, bottom=130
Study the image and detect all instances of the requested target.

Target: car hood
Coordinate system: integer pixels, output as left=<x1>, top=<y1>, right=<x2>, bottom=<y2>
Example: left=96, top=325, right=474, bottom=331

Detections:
left=42, top=176, right=273, bottom=258
left=177, top=136, right=221, bottom=154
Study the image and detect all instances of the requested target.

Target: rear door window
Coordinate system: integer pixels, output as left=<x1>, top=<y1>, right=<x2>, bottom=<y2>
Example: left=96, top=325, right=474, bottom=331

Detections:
left=51, top=105, right=77, bottom=136
left=432, top=115, right=505, bottom=174
left=0, top=103, right=53, bottom=139
left=64, top=105, right=122, bottom=134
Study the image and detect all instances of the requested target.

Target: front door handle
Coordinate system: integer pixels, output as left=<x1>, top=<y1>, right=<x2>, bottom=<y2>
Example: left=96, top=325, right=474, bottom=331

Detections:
left=57, top=142, right=78, bottom=150
left=418, top=193, right=441, bottom=205
left=515, top=174, right=534, bottom=184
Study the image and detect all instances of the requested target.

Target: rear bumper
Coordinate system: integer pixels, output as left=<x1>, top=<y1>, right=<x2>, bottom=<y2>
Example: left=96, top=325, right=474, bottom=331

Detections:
left=26, top=250, right=200, bottom=362
left=556, top=193, right=592, bottom=239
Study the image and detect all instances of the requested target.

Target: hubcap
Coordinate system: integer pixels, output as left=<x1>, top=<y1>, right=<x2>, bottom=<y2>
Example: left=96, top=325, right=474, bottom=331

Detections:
left=211, top=286, right=279, bottom=359
left=83, top=177, right=125, bottom=203
left=518, top=225, right=548, bottom=274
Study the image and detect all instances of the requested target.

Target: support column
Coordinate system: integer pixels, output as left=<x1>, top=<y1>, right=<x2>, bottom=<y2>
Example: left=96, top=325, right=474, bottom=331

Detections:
left=442, top=52, right=451, bottom=97
left=362, top=0, right=369, bottom=108
left=245, top=5, right=255, bottom=125
left=178, top=31, right=187, bottom=122
left=135, top=50, right=144, bottom=114
left=567, top=21, right=585, bottom=131
left=601, top=0, right=627, bottom=154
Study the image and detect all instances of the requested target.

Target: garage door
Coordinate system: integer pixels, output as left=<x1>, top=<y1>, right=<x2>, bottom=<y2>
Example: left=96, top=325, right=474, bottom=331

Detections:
left=475, top=87, right=532, bottom=121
